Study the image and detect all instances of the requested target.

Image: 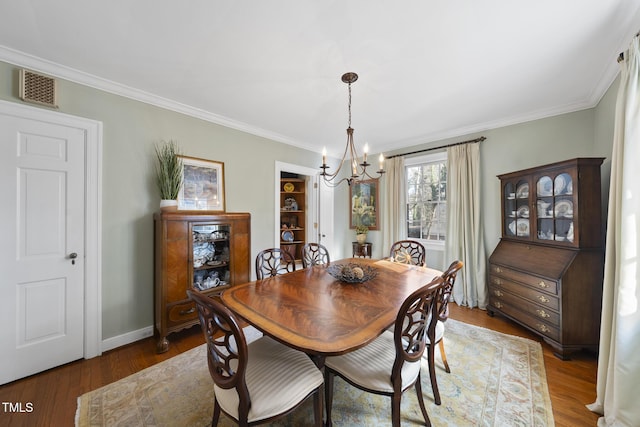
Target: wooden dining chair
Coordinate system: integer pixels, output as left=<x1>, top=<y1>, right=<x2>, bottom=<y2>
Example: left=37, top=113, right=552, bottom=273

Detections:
left=324, top=275, right=445, bottom=427
left=301, top=243, right=330, bottom=268
left=389, top=240, right=427, bottom=266
left=187, top=289, right=324, bottom=427
left=425, top=259, right=463, bottom=405
left=255, top=248, right=296, bottom=280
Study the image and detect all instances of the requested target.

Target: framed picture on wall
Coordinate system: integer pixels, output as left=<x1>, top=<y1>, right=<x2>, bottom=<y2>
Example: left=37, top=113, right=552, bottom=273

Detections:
left=350, top=179, right=379, bottom=230
left=178, top=156, right=225, bottom=211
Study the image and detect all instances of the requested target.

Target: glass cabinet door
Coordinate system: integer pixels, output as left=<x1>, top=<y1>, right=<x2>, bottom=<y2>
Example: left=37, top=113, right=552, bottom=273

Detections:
left=504, top=179, right=531, bottom=238
left=191, top=223, right=231, bottom=291
left=535, top=172, right=574, bottom=244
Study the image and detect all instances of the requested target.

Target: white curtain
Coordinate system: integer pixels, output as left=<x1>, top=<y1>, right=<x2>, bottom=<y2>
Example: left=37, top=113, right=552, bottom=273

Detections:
left=382, top=157, right=406, bottom=254
left=445, top=143, right=487, bottom=309
left=587, top=36, right=640, bottom=426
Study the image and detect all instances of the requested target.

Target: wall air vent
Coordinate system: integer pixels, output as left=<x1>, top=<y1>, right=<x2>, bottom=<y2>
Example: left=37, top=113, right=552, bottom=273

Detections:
left=19, top=69, right=58, bottom=108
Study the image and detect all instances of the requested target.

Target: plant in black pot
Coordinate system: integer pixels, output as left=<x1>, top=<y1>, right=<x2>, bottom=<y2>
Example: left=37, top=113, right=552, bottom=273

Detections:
left=154, top=140, right=183, bottom=210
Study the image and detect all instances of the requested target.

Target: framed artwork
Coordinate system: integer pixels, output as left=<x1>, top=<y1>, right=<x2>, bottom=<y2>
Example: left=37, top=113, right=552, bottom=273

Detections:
left=178, top=156, right=225, bottom=211
left=350, top=179, right=379, bottom=230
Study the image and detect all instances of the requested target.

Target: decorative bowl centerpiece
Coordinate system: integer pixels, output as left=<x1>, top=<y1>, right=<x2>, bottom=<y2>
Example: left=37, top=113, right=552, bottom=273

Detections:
left=327, top=263, right=377, bottom=283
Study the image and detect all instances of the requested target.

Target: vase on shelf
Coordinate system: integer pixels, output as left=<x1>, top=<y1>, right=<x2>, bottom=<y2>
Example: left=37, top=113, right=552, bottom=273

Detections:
left=356, top=233, right=367, bottom=244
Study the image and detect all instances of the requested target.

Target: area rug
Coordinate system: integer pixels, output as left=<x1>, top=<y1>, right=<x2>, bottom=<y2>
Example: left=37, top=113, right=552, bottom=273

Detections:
left=76, top=320, right=554, bottom=426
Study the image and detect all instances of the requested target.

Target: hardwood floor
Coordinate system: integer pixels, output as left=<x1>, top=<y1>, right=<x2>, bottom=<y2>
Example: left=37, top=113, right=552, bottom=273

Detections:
left=0, top=305, right=599, bottom=426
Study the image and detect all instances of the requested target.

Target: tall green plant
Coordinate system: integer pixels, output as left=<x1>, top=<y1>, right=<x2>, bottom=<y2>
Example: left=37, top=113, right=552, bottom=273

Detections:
left=154, top=140, right=183, bottom=200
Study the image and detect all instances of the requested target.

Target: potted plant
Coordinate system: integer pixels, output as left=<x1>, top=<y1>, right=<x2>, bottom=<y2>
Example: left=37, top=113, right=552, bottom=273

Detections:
left=355, top=224, right=369, bottom=244
left=154, top=140, right=183, bottom=210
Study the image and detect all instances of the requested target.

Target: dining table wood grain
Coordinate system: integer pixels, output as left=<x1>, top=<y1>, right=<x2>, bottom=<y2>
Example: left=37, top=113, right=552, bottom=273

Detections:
left=221, top=258, right=443, bottom=358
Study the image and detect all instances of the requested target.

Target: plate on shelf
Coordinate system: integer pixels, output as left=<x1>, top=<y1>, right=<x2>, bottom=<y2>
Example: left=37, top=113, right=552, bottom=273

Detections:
left=516, top=219, right=530, bottom=236
left=516, top=183, right=529, bottom=198
left=283, top=182, right=295, bottom=192
left=537, top=176, right=552, bottom=196
left=517, top=205, right=529, bottom=218
left=554, top=200, right=573, bottom=218
left=281, top=230, right=294, bottom=242
left=554, top=174, right=567, bottom=195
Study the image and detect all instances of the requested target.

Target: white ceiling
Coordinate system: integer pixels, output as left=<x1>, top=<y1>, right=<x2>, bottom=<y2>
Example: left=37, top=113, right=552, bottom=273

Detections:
left=1, top=1, right=640, bottom=157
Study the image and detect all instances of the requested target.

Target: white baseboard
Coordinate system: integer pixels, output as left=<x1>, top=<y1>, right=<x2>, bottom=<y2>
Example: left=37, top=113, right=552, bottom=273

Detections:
left=101, top=325, right=154, bottom=353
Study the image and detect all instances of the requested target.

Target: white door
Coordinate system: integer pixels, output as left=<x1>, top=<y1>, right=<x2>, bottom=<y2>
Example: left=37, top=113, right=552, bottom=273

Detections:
left=317, top=177, right=335, bottom=256
left=0, top=113, right=86, bottom=385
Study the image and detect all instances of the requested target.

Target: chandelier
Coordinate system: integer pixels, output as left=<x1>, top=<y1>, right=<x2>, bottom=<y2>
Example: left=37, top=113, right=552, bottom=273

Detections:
left=320, top=72, right=385, bottom=186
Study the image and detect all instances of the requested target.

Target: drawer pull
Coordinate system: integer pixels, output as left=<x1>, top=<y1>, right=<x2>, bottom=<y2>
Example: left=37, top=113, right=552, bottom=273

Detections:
left=494, top=301, right=503, bottom=309
left=538, top=324, right=551, bottom=333
left=538, top=295, right=550, bottom=303
left=538, top=281, right=549, bottom=289
left=179, top=307, right=195, bottom=316
left=536, top=309, right=550, bottom=318
left=495, top=267, right=503, bottom=273
left=494, top=290, right=504, bottom=297
left=493, top=278, right=503, bottom=285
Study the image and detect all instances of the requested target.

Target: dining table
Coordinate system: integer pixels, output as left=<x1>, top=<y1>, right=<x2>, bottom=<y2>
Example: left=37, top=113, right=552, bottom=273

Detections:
left=221, top=257, right=443, bottom=364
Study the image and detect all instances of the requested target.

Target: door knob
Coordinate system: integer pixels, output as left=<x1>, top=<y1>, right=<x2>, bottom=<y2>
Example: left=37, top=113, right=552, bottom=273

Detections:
left=69, top=252, right=78, bottom=265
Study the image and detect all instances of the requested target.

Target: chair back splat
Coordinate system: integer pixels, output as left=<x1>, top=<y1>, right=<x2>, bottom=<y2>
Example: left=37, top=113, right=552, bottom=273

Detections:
left=187, top=289, right=324, bottom=426
left=301, top=243, right=330, bottom=268
left=255, top=248, right=296, bottom=279
left=389, top=240, right=427, bottom=266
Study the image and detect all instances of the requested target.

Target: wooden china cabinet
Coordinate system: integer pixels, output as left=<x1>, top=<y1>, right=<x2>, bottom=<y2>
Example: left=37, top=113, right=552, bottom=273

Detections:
left=154, top=210, right=250, bottom=353
left=487, top=157, right=605, bottom=359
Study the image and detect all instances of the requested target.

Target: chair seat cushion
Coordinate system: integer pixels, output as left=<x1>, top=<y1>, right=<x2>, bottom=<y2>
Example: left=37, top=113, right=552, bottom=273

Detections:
left=214, top=337, right=323, bottom=423
left=324, top=331, right=421, bottom=393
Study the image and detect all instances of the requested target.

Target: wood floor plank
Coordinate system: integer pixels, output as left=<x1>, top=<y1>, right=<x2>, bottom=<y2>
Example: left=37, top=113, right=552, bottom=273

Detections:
left=0, top=305, right=600, bottom=426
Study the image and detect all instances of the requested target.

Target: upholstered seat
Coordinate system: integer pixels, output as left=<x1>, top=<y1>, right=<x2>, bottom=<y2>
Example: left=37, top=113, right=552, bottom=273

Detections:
left=214, top=337, right=323, bottom=424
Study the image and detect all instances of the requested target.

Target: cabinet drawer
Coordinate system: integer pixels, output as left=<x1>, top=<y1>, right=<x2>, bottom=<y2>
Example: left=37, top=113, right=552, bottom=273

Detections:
left=490, top=285, right=560, bottom=326
left=490, top=298, right=560, bottom=342
left=167, top=301, right=198, bottom=327
left=489, top=264, right=558, bottom=294
left=489, top=275, right=560, bottom=311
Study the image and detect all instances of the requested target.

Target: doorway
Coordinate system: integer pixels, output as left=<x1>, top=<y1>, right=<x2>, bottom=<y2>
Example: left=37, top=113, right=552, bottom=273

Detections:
left=274, top=162, right=334, bottom=259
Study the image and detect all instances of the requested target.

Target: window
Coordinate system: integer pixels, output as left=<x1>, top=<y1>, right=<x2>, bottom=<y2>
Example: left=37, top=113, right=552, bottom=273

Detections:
left=405, top=152, right=447, bottom=244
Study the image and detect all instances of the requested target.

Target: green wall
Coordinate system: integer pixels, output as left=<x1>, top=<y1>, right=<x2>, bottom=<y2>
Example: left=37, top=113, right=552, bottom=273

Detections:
left=0, top=59, right=618, bottom=340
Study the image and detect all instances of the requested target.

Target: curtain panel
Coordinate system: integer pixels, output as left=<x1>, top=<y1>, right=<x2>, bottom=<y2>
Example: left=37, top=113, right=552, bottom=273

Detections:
left=382, top=157, right=406, bottom=255
left=445, top=143, right=487, bottom=309
left=588, top=35, right=640, bottom=427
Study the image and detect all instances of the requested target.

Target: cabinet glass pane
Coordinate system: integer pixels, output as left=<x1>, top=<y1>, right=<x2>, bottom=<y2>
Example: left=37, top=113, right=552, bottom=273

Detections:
left=505, top=180, right=530, bottom=237
left=192, top=224, right=230, bottom=290
left=536, top=175, right=554, bottom=241
left=504, top=182, right=516, bottom=236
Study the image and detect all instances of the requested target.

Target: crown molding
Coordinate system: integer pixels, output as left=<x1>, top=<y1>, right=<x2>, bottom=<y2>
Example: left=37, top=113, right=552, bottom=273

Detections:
left=0, top=45, right=314, bottom=150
